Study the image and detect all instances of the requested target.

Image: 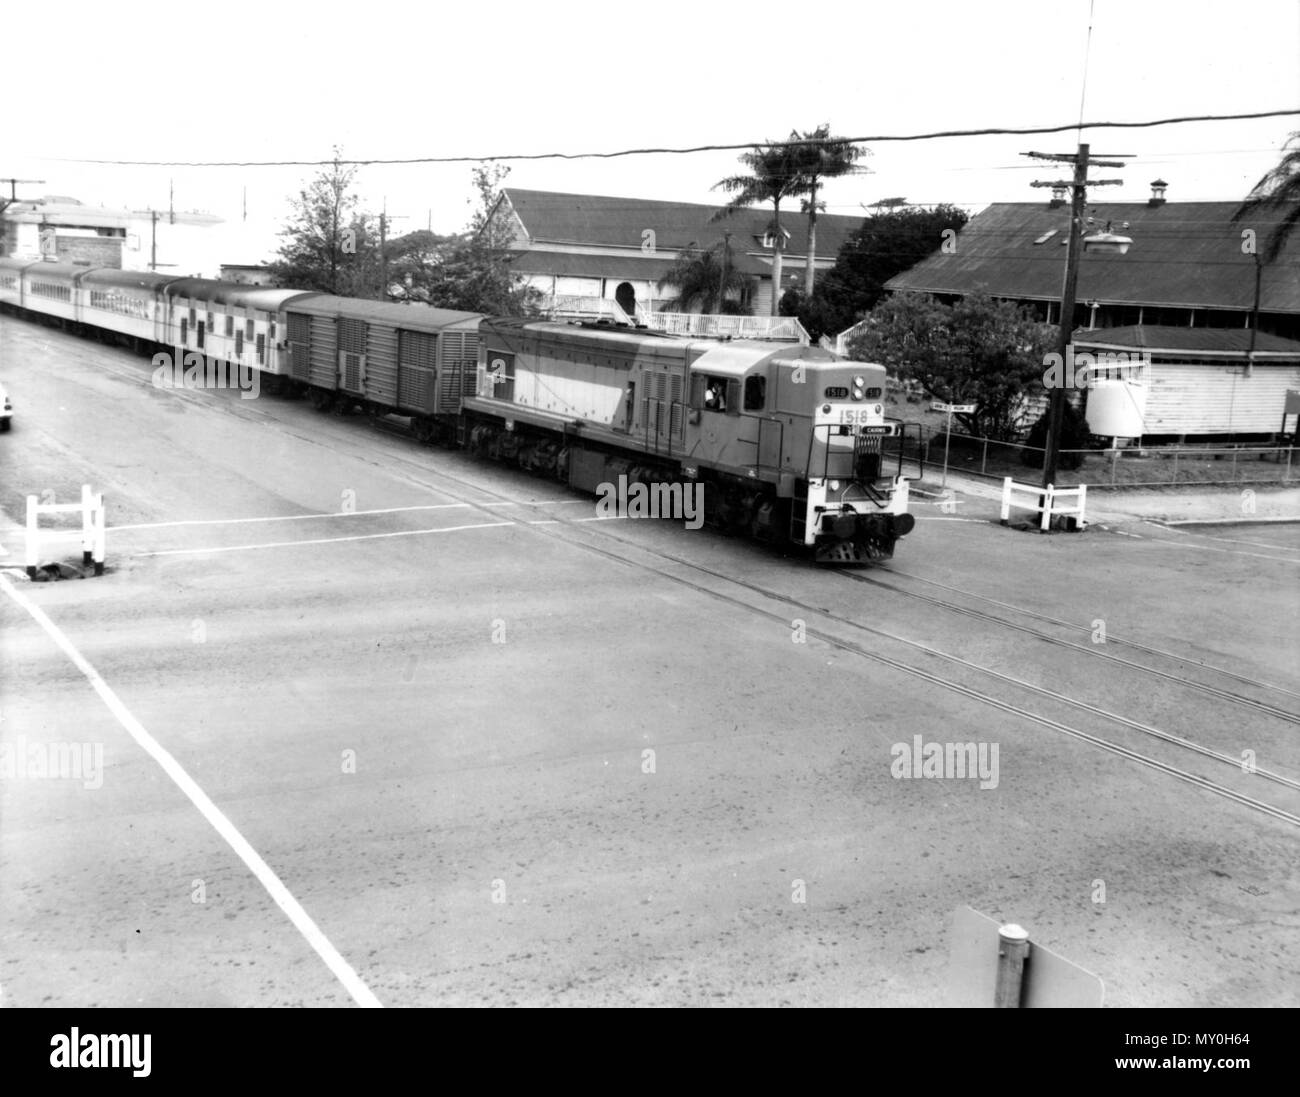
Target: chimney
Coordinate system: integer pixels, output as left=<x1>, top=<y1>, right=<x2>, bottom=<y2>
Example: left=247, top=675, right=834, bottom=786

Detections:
left=1149, top=179, right=1168, bottom=207
left=1048, top=184, right=1067, bottom=210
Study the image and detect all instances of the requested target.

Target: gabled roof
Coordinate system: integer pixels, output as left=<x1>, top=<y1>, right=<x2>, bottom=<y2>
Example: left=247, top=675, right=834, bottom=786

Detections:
left=497, top=188, right=863, bottom=262
left=506, top=245, right=770, bottom=279
left=886, top=201, right=1300, bottom=313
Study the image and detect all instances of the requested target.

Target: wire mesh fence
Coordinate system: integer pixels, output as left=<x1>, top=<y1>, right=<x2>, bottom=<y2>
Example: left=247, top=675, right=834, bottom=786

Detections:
left=914, top=425, right=1297, bottom=488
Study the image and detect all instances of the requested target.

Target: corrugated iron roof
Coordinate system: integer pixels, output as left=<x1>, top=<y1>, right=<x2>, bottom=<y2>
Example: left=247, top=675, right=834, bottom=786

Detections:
left=507, top=248, right=770, bottom=280
left=283, top=295, right=481, bottom=328
left=499, top=188, right=861, bottom=263
left=886, top=201, right=1300, bottom=313
left=1075, top=324, right=1300, bottom=356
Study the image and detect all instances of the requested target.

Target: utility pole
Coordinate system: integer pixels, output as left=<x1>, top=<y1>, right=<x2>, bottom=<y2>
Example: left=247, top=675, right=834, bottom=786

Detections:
left=380, top=205, right=388, bottom=302
left=1246, top=250, right=1262, bottom=378
left=0, top=179, right=46, bottom=253
left=717, top=230, right=732, bottom=313
left=378, top=200, right=407, bottom=302
left=0, top=178, right=45, bottom=217
left=1024, top=145, right=1127, bottom=498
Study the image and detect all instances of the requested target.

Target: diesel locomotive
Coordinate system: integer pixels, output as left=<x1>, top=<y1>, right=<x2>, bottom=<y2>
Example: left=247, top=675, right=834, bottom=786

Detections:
left=0, top=257, right=918, bottom=562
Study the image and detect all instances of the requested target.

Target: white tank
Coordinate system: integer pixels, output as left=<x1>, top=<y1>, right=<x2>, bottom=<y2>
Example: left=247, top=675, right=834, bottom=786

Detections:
left=1088, top=379, right=1148, bottom=437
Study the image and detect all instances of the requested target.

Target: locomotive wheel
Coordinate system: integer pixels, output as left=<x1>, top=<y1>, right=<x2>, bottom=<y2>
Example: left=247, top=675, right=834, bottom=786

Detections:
left=310, top=388, right=335, bottom=412
left=412, top=417, right=436, bottom=444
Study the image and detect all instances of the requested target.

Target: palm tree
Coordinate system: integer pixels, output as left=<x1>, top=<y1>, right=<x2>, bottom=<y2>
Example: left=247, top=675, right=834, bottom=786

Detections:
left=657, top=238, right=748, bottom=313
left=1233, top=130, right=1300, bottom=263
left=789, top=124, right=867, bottom=296
left=713, top=142, right=807, bottom=315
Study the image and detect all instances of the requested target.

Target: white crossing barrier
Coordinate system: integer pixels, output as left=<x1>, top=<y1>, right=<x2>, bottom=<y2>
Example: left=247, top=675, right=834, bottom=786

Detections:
left=26, top=485, right=106, bottom=577
left=1000, top=478, right=1087, bottom=532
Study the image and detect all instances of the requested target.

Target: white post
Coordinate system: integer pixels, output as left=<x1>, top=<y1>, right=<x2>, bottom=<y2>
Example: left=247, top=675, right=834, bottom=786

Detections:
left=941, top=408, right=954, bottom=489
left=892, top=476, right=910, bottom=515
left=81, top=484, right=93, bottom=564
left=1077, top=483, right=1087, bottom=529
left=26, top=493, right=39, bottom=574
left=1000, top=477, right=1012, bottom=525
left=1041, top=484, right=1054, bottom=532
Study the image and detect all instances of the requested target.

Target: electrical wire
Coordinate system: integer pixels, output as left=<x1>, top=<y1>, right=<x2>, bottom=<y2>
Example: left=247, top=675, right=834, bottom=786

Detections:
left=40, top=109, right=1300, bottom=168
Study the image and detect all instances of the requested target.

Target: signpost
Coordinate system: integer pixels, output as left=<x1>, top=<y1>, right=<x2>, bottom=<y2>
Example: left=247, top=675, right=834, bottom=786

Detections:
left=931, top=401, right=976, bottom=489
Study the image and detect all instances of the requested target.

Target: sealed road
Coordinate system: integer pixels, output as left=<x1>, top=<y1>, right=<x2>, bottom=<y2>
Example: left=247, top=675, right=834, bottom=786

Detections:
left=2, top=317, right=1297, bottom=1007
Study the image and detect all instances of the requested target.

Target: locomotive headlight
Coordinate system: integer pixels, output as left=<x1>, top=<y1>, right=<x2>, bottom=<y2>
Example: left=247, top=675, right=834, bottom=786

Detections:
left=828, top=480, right=840, bottom=491
left=851, top=386, right=864, bottom=401
left=822, top=404, right=832, bottom=414
left=853, top=375, right=865, bottom=387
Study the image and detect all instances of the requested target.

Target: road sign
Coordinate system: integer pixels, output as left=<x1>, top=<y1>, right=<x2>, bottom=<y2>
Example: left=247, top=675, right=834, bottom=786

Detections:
left=932, top=401, right=976, bottom=414
left=947, top=906, right=1104, bottom=1007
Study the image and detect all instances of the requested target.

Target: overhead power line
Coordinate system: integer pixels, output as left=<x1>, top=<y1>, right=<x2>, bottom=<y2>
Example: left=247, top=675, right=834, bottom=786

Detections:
left=41, top=109, right=1300, bottom=168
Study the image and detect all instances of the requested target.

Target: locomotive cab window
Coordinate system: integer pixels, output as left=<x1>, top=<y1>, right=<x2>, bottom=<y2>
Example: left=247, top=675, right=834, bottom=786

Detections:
left=743, top=374, right=766, bottom=411
left=694, top=374, right=733, bottom=414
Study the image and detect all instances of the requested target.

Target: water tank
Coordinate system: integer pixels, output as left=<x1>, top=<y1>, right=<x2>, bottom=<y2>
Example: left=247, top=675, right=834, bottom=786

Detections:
left=1088, top=379, right=1147, bottom=438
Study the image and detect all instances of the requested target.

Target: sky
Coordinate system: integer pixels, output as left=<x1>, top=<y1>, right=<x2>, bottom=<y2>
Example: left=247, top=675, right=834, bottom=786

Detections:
left=5, top=0, right=1299, bottom=264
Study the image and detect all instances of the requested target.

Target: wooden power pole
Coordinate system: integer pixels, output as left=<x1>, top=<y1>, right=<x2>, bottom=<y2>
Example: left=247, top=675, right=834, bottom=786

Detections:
left=1024, top=145, right=1127, bottom=498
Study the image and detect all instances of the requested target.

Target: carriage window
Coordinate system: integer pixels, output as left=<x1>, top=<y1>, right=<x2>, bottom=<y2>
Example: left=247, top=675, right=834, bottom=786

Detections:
left=225, top=314, right=234, bottom=336
left=744, top=375, right=766, bottom=411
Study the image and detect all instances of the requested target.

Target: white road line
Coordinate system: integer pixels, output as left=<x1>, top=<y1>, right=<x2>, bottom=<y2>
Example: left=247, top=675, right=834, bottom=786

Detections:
left=111, top=498, right=586, bottom=532
left=135, top=520, right=518, bottom=557
left=111, top=503, right=474, bottom=530
left=1123, top=532, right=1299, bottom=564
left=915, top=516, right=985, bottom=523
left=0, top=574, right=383, bottom=1009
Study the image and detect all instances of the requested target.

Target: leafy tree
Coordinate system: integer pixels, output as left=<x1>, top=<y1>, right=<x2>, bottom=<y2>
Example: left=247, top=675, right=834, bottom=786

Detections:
left=392, top=162, right=540, bottom=316
left=1233, top=130, right=1300, bottom=263
left=797, top=204, right=969, bottom=340
left=268, top=148, right=378, bottom=296
left=713, top=141, right=807, bottom=316
left=787, top=124, right=867, bottom=297
left=846, top=291, right=1053, bottom=440
left=657, top=237, right=749, bottom=313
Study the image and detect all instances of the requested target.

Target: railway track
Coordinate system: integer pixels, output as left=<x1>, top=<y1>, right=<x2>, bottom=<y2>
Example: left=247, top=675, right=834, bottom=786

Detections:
left=292, top=410, right=1300, bottom=830
left=46, top=336, right=1300, bottom=828
left=834, top=569, right=1300, bottom=725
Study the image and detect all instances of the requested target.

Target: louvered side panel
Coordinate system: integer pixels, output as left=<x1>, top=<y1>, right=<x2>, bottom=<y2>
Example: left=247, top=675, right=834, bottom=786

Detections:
left=308, top=315, right=337, bottom=389
left=338, top=317, right=367, bottom=394
left=365, top=323, right=399, bottom=406
left=437, top=330, right=480, bottom=414
left=286, top=312, right=311, bottom=382
left=397, top=329, right=439, bottom=414
left=669, top=372, right=684, bottom=442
